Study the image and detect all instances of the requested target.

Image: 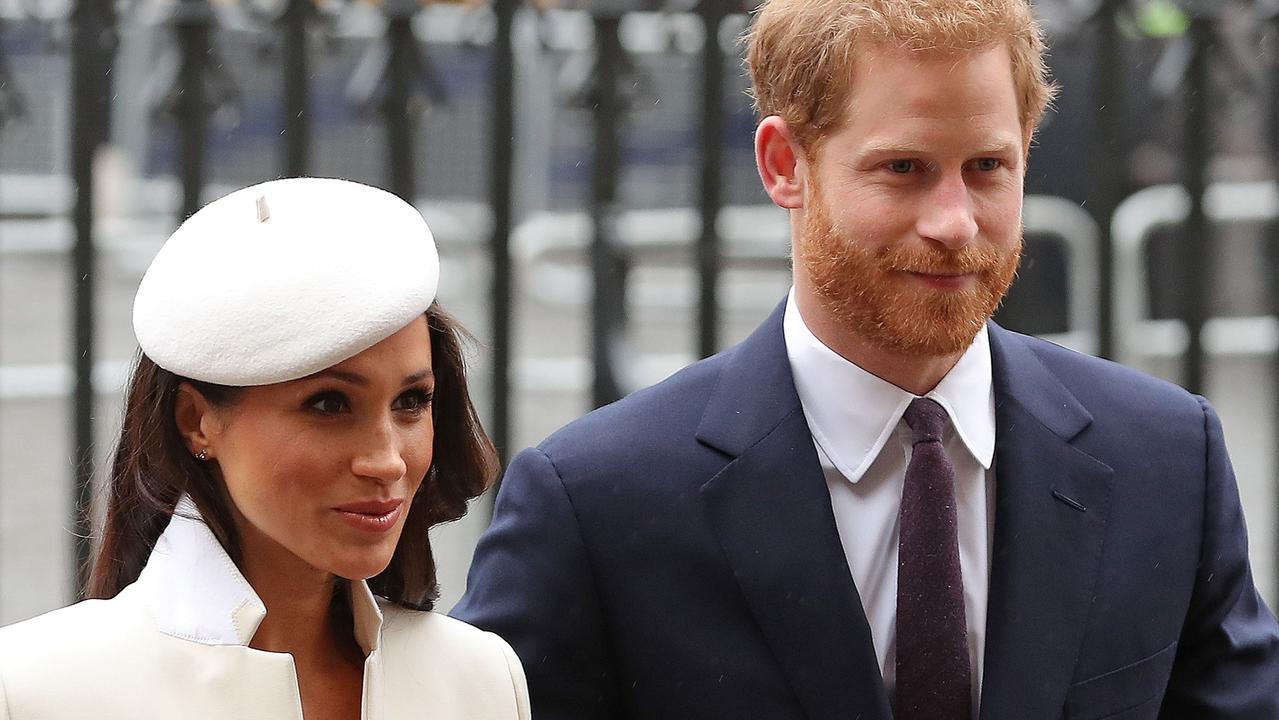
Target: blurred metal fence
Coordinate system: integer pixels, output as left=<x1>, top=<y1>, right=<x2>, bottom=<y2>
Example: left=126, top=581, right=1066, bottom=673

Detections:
left=2, top=0, right=1278, bottom=607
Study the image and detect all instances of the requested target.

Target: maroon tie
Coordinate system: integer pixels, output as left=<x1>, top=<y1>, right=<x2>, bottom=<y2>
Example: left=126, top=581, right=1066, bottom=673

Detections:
left=895, top=397, right=972, bottom=720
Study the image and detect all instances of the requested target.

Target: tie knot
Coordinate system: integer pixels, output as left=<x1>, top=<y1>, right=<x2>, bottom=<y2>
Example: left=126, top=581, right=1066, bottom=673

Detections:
left=904, top=397, right=948, bottom=445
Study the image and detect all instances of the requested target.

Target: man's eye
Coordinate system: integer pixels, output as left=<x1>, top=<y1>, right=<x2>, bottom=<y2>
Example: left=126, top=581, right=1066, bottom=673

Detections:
left=305, top=392, right=349, bottom=414
left=887, top=160, right=916, bottom=174
left=974, top=158, right=1001, bottom=171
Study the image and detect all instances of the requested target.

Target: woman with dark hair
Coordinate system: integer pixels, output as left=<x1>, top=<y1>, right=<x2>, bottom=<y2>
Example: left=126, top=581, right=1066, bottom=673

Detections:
left=0, top=178, right=529, bottom=719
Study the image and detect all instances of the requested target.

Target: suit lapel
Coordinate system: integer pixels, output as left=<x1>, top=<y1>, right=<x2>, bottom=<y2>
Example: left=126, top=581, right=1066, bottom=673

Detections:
left=697, top=302, right=892, bottom=720
left=979, top=325, right=1114, bottom=719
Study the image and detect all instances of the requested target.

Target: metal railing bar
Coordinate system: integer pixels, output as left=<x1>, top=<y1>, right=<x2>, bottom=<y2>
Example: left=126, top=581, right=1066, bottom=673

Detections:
left=508, top=196, right=1097, bottom=346
left=0, top=15, right=12, bottom=618
left=173, top=0, right=213, bottom=221
left=1087, top=0, right=1124, bottom=360
left=695, top=0, right=730, bottom=360
left=1112, top=181, right=1279, bottom=363
left=1181, top=10, right=1214, bottom=396
left=0, top=360, right=134, bottom=401
left=589, top=11, right=628, bottom=408
left=383, top=0, right=419, bottom=201
left=488, top=0, right=517, bottom=470
left=1267, top=0, right=1279, bottom=606
left=280, top=0, right=314, bottom=177
left=69, top=0, right=116, bottom=599
left=1022, top=195, right=1101, bottom=354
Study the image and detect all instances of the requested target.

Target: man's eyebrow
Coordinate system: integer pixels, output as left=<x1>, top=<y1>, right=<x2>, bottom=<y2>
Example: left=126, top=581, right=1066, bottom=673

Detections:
left=856, top=138, right=1022, bottom=158
left=857, top=141, right=933, bottom=157
left=974, top=140, right=1022, bottom=155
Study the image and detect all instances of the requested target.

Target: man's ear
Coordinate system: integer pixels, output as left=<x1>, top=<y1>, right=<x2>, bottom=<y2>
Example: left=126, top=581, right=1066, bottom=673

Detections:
left=175, top=382, right=219, bottom=460
left=755, top=116, right=806, bottom=210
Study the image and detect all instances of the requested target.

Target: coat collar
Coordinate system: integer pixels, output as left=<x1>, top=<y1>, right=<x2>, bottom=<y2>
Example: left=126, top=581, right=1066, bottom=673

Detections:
left=136, top=495, right=385, bottom=655
left=695, top=301, right=801, bottom=457
left=986, top=322, right=1092, bottom=441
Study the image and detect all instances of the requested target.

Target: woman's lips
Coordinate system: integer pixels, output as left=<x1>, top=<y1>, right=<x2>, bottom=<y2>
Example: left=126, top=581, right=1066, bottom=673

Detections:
left=334, top=499, right=404, bottom=533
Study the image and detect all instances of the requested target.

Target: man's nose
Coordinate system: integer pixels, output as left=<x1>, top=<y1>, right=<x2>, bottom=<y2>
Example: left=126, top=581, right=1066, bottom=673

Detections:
left=916, top=174, right=979, bottom=250
left=351, top=417, right=408, bottom=484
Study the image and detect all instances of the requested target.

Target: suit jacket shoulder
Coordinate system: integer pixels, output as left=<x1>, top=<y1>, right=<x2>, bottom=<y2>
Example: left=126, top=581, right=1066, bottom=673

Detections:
left=990, top=327, right=1208, bottom=458
left=535, top=304, right=800, bottom=503
left=1009, top=329, right=1200, bottom=410
left=540, top=346, right=730, bottom=458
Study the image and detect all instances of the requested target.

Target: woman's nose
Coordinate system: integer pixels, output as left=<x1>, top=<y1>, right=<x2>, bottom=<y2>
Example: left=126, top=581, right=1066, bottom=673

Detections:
left=351, top=417, right=408, bottom=484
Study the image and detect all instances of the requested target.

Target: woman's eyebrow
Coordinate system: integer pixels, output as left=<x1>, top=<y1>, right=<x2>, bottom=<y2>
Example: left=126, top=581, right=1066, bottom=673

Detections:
left=314, top=368, right=368, bottom=386
left=404, top=369, right=434, bottom=385
left=309, top=368, right=433, bottom=386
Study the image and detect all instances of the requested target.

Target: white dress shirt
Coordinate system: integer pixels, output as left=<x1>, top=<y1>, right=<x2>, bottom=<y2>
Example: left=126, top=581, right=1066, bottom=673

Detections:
left=783, top=290, right=996, bottom=713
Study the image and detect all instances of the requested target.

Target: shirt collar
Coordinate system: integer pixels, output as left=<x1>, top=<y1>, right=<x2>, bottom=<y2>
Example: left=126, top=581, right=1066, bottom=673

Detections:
left=783, top=289, right=995, bottom=484
left=137, top=495, right=384, bottom=654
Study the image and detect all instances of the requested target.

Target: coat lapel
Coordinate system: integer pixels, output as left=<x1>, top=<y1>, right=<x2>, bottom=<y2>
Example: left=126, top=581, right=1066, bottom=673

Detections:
left=697, top=302, right=892, bottom=720
left=979, top=325, right=1114, bottom=719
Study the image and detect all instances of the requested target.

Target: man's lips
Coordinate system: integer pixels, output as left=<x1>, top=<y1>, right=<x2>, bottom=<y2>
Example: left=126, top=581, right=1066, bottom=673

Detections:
left=904, top=270, right=976, bottom=289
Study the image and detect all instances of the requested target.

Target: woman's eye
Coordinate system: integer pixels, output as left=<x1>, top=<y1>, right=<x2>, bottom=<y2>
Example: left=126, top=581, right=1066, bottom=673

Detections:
left=394, top=389, right=434, bottom=414
left=887, top=160, right=916, bottom=174
left=305, top=392, right=350, bottom=414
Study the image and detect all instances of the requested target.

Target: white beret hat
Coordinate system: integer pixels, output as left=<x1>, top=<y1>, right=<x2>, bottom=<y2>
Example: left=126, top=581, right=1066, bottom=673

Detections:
left=133, top=177, right=439, bottom=386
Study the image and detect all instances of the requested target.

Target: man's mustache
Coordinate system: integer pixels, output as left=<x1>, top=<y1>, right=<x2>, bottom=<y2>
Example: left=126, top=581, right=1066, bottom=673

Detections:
left=876, top=244, right=1021, bottom=276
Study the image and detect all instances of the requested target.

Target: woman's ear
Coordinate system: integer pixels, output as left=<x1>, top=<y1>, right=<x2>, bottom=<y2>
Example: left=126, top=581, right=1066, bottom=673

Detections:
left=175, top=383, right=218, bottom=461
left=755, top=116, right=807, bottom=210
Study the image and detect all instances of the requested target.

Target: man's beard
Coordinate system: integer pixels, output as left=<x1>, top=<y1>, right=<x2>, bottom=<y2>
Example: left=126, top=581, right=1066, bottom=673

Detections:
left=799, top=184, right=1022, bottom=358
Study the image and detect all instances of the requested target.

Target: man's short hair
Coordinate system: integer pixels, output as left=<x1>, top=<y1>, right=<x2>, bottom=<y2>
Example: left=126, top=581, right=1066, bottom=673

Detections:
left=745, top=0, right=1058, bottom=154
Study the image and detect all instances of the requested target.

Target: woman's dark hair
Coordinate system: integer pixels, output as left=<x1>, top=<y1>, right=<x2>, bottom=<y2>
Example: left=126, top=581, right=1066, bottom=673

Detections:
left=85, top=303, right=497, bottom=611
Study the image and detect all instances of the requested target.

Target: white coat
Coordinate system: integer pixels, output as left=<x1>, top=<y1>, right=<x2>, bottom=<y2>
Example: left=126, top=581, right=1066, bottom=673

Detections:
left=0, top=500, right=530, bottom=720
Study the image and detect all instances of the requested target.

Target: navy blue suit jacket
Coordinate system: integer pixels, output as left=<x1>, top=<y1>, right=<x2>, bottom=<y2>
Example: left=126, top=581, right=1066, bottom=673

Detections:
left=454, top=302, right=1279, bottom=719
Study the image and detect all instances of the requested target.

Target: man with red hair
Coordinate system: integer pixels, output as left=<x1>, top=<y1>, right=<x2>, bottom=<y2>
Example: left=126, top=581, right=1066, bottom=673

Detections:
left=457, top=1, right=1279, bottom=717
